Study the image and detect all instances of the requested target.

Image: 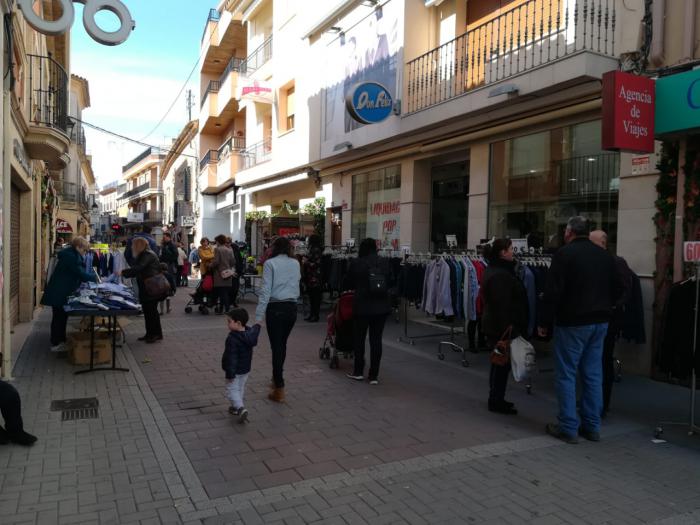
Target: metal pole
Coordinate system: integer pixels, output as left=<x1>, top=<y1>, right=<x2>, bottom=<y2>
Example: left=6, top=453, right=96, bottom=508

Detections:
left=673, top=140, right=687, bottom=283
left=691, top=262, right=700, bottom=433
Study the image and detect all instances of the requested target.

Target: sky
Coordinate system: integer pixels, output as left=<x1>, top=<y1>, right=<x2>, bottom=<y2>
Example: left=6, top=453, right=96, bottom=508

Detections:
left=70, top=1, right=217, bottom=187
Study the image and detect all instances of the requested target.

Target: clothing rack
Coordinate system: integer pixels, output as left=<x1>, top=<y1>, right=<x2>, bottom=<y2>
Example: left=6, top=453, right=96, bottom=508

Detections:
left=656, top=262, right=700, bottom=438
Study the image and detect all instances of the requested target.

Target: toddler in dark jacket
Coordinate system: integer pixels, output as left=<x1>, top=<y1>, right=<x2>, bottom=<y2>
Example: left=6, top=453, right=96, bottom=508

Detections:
left=222, top=308, right=261, bottom=423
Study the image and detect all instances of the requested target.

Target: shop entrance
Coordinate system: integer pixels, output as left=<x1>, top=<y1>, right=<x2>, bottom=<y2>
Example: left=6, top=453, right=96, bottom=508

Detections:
left=430, top=162, right=469, bottom=252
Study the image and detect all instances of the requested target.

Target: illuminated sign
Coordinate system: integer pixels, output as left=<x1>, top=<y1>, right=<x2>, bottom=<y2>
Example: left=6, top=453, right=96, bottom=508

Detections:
left=345, top=82, right=394, bottom=125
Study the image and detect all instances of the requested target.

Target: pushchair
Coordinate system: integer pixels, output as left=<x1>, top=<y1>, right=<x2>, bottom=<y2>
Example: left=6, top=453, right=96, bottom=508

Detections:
left=184, top=273, right=216, bottom=314
left=319, top=291, right=354, bottom=369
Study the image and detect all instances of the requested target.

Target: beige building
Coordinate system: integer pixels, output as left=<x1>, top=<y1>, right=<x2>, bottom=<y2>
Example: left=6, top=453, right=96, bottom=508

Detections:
left=117, top=147, right=166, bottom=235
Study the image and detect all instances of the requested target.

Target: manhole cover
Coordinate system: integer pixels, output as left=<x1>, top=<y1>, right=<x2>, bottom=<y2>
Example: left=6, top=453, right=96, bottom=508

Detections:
left=50, top=398, right=99, bottom=421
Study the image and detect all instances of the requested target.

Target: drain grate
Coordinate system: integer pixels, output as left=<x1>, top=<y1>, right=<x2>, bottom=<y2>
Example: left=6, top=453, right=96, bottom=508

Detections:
left=50, top=398, right=100, bottom=421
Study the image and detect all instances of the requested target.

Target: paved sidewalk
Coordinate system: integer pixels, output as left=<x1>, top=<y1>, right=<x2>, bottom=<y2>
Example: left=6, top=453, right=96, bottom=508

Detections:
left=1, top=290, right=700, bottom=524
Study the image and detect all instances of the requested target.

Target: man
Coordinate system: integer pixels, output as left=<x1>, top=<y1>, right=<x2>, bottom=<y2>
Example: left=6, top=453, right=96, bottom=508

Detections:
left=159, top=233, right=179, bottom=277
left=0, top=380, right=37, bottom=446
left=125, top=225, right=158, bottom=266
left=589, top=230, right=632, bottom=418
left=538, top=217, right=621, bottom=444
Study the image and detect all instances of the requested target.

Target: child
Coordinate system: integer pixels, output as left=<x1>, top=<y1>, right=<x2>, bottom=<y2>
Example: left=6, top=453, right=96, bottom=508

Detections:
left=222, top=308, right=261, bottom=423
left=158, top=263, right=177, bottom=314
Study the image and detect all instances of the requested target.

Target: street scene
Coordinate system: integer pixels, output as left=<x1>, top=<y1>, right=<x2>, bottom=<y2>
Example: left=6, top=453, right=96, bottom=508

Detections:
left=2, top=0, right=700, bottom=524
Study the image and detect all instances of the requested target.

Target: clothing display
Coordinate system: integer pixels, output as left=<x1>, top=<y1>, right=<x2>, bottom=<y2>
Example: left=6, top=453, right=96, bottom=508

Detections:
left=657, top=278, right=700, bottom=380
left=64, top=282, right=141, bottom=312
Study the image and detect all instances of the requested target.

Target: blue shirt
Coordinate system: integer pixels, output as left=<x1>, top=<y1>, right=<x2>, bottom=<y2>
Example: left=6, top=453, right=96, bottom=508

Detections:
left=255, top=255, right=301, bottom=321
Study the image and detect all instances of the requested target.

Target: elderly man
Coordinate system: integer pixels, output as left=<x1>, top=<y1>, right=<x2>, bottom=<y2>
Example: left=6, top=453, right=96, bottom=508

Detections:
left=538, top=217, right=621, bottom=444
left=589, top=230, right=632, bottom=418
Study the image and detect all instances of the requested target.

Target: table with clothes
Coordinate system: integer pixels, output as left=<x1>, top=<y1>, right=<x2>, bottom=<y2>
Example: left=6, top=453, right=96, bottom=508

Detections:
left=64, top=282, right=141, bottom=374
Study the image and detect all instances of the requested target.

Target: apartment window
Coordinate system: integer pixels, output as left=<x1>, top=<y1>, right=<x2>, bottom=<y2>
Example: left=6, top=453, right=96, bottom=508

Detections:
left=279, top=82, right=295, bottom=133
left=286, top=86, right=295, bottom=130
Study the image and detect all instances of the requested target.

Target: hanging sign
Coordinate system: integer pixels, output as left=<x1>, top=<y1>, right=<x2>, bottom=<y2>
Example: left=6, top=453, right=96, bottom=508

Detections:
left=346, top=82, right=394, bottom=125
left=237, top=79, right=273, bottom=104
left=656, top=68, right=700, bottom=135
left=684, top=242, right=700, bottom=263
left=56, top=218, right=73, bottom=233
left=17, top=0, right=135, bottom=46
left=601, top=71, right=655, bottom=153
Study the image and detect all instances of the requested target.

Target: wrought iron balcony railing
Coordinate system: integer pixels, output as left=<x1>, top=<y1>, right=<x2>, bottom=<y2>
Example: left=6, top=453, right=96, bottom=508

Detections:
left=240, top=35, right=273, bottom=75
left=200, top=149, right=220, bottom=170
left=27, top=54, right=69, bottom=133
left=242, top=138, right=272, bottom=169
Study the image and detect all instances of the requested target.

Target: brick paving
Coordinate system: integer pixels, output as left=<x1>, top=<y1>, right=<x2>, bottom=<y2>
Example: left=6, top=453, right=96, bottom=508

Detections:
left=1, top=290, right=700, bottom=524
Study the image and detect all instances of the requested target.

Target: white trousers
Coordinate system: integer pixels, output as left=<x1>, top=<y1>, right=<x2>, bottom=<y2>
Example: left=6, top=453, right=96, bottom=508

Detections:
left=225, top=373, right=249, bottom=408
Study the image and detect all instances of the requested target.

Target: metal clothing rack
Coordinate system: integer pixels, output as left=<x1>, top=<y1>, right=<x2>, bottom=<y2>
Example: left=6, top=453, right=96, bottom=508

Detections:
left=655, top=262, right=700, bottom=438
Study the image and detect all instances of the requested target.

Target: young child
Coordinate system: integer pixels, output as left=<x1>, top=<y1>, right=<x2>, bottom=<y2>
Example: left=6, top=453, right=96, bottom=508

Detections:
left=222, top=308, right=261, bottom=423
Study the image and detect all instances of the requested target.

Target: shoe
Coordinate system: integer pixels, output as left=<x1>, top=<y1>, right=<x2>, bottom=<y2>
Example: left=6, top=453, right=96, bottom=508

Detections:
left=268, top=388, right=285, bottom=403
left=369, top=380, right=379, bottom=385
left=145, top=336, right=163, bottom=344
left=50, top=343, right=66, bottom=353
left=546, top=423, right=579, bottom=444
left=0, top=426, right=9, bottom=445
left=137, top=335, right=149, bottom=341
left=578, top=428, right=601, bottom=442
left=8, top=430, right=37, bottom=446
left=228, top=406, right=241, bottom=416
left=238, top=408, right=249, bottom=424
left=347, top=374, right=364, bottom=381
left=488, top=401, right=518, bottom=415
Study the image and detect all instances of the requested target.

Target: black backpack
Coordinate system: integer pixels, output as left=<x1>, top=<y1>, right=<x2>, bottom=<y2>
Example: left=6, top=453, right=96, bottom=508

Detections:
left=367, top=259, right=388, bottom=296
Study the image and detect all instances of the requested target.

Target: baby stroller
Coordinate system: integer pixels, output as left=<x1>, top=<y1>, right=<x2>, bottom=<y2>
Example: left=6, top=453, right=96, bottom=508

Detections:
left=319, top=291, right=354, bottom=369
left=184, top=273, right=216, bottom=314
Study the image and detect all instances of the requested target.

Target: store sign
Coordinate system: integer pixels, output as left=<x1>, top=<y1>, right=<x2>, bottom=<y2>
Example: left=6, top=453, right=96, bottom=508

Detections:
left=127, top=212, right=144, bottom=223
left=684, top=242, right=700, bottom=263
left=56, top=218, right=73, bottom=233
left=12, top=140, right=31, bottom=175
left=17, top=0, right=135, bottom=46
left=656, top=68, right=700, bottom=135
left=237, top=79, right=273, bottom=104
left=180, top=215, right=195, bottom=227
left=346, top=82, right=394, bottom=125
left=366, top=190, right=400, bottom=250
left=601, top=71, right=655, bottom=153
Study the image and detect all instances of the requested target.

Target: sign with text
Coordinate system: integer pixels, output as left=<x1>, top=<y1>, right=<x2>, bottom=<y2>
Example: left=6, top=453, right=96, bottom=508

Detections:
left=127, top=212, right=144, bottom=223
left=684, top=242, right=700, bottom=263
left=180, top=215, right=195, bottom=227
left=346, top=82, right=394, bottom=125
left=602, top=71, right=655, bottom=153
left=56, top=218, right=73, bottom=233
left=656, top=68, right=700, bottom=135
left=366, top=189, right=400, bottom=250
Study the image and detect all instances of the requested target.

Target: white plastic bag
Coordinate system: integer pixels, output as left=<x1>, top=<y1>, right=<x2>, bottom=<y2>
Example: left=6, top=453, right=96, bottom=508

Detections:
left=510, top=336, right=536, bottom=382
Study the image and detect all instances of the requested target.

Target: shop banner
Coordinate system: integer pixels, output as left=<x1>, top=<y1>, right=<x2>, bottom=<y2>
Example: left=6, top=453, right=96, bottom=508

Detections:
left=237, top=78, right=273, bottom=104
left=601, top=71, right=655, bottom=153
left=56, top=218, right=74, bottom=233
left=656, top=68, right=700, bottom=135
left=366, top=189, right=400, bottom=250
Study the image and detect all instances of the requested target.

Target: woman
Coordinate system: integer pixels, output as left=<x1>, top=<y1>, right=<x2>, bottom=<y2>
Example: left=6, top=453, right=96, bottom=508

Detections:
left=255, top=237, right=301, bottom=402
left=198, top=238, right=215, bottom=277
left=344, top=238, right=393, bottom=385
left=211, top=235, right=236, bottom=314
left=41, top=237, right=97, bottom=352
left=176, top=242, right=188, bottom=286
left=303, top=234, right=323, bottom=322
left=481, top=238, right=529, bottom=415
left=121, top=237, right=163, bottom=344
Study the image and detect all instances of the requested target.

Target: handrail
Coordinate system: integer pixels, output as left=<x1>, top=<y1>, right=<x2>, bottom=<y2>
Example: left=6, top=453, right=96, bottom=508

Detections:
left=200, top=81, right=221, bottom=108
left=240, top=35, right=273, bottom=74
left=201, top=8, right=221, bottom=42
left=242, top=138, right=272, bottom=169
left=200, top=149, right=220, bottom=170
left=27, top=54, right=69, bottom=133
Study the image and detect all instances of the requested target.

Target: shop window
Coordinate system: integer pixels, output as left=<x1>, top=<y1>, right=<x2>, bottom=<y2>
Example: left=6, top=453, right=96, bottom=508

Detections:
left=489, top=120, right=620, bottom=253
left=431, top=162, right=469, bottom=251
left=351, top=165, right=401, bottom=249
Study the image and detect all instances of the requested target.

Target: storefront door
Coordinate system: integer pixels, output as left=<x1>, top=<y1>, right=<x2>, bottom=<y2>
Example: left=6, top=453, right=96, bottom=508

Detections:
left=430, top=163, right=469, bottom=252
left=10, top=184, right=20, bottom=326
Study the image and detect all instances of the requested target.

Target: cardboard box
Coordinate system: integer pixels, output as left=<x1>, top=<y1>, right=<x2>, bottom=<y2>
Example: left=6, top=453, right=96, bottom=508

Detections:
left=68, top=331, right=112, bottom=366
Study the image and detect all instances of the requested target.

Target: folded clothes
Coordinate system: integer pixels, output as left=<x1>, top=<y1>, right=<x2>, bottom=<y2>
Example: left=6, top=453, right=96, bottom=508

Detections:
left=65, top=282, right=141, bottom=312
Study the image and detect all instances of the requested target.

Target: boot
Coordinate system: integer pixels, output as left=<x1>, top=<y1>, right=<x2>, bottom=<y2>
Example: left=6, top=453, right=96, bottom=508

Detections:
left=268, top=387, right=285, bottom=403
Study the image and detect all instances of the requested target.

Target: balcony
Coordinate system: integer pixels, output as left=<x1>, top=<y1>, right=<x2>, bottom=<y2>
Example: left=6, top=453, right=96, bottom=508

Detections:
left=121, top=182, right=163, bottom=202
left=242, top=138, right=271, bottom=169
left=199, top=149, right=219, bottom=193
left=55, top=180, right=78, bottom=205
left=200, top=56, right=246, bottom=134
left=406, top=0, right=618, bottom=114
left=25, top=54, right=70, bottom=169
left=201, top=8, right=247, bottom=75
left=240, top=35, right=273, bottom=75
left=216, top=137, right=246, bottom=189
left=123, top=147, right=156, bottom=173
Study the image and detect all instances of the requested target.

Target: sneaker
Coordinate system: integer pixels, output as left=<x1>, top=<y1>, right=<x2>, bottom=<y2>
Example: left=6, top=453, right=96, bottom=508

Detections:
left=50, top=343, right=66, bottom=353
left=228, top=406, right=241, bottom=416
left=346, top=374, right=364, bottom=381
left=488, top=401, right=518, bottom=415
left=369, top=379, right=379, bottom=385
left=0, top=426, right=9, bottom=445
left=546, top=423, right=579, bottom=444
left=238, top=408, right=249, bottom=424
left=578, top=428, right=601, bottom=442
left=8, top=430, right=37, bottom=446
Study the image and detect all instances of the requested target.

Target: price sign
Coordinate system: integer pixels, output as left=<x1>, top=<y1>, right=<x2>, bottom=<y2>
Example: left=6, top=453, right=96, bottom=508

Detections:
left=445, top=234, right=457, bottom=248
left=684, top=242, right=700, bottom=263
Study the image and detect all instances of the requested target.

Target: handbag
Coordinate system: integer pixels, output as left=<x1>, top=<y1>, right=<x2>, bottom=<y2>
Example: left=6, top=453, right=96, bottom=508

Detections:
left=143, top=272, right=171, bottom=300
left=490, top=326, right=512, bottom=367
left=201, top=274, right=214, bottom=293
left=510, top=336, right=536, bottom=382
left=220, top=268, right=235, bottom=279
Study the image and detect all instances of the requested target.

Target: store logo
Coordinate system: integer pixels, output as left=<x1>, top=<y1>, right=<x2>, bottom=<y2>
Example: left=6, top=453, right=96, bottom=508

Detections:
left=687, top=79, right=700, bottom=110
left=17, top=0, right=135, bottom=46
left=346, top=82, right=393, bottom=125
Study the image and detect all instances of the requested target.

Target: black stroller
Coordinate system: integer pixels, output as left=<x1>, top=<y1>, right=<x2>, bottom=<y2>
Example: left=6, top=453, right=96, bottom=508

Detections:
left=184, top=274, right=216, bottom=314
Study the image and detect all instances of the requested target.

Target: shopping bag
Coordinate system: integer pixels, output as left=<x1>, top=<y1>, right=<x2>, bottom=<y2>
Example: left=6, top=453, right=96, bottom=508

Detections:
left=510, top=336, right=536, bottom=382
left=144, top=273, right=172, bottom=301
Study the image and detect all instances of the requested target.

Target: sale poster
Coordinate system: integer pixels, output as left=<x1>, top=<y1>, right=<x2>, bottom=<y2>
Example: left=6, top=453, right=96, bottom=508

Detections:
left=366, top=189, right=400, bottom=250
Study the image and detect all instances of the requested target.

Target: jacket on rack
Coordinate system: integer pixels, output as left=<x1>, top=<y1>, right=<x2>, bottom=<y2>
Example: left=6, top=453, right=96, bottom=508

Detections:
left=657, top=279, right=700, bottom=379
left=344, top=254, right=393, bottom=317
left=621, top=271, right=646, bottom=344
left=481, top=258, right=529, bottom=341
left=422, top=259, right=454, bottom=317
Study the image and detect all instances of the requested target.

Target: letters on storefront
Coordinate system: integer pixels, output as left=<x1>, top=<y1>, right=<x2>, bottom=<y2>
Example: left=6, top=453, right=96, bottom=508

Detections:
left=56, top=218, right=73, bottom=233
left=656, top=68, right=700, bottom=135
left=602, top=71, right=655, bottom=153
left=346, top=82, right=394, bottom=125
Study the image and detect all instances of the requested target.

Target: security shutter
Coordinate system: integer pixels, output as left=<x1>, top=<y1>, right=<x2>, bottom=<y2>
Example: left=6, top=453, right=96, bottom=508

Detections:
left=10, top=184, right=20, bottom=326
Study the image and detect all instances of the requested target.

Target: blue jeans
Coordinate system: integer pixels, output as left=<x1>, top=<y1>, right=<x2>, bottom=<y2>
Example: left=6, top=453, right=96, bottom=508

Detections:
left=554, top=323, right=608, bottom=436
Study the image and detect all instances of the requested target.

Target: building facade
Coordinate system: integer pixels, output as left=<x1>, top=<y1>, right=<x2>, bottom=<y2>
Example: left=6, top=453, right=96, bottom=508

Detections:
left=117, top=147, right=166, bottom=236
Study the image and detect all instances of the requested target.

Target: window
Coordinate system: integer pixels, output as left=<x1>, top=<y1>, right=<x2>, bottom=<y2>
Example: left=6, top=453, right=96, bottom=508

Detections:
left=489, top=121, right=620, bottom=253
left=286, top=86, right=295, bottom=130
left=279, top=82, right=295, bottom=133
left=351, top=165, right=401, bottom=249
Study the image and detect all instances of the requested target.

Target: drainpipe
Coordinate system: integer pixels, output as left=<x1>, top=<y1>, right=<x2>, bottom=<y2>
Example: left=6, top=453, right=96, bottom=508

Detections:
left=683, top=0, right=696, bottom=62
left=650, top=0, right=665, bottom=66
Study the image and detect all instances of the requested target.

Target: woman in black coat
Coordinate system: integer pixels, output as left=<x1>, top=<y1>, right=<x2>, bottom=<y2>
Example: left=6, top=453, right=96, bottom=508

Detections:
left=120, top=237, right=163, bottom=343
left=344, top=238, right=393, bottom=385
left=481, top=238, right=528, bottom=415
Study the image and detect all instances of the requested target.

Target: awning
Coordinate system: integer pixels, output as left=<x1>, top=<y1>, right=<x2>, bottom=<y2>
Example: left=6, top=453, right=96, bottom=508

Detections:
left=238, top=172, right=310, bottom=195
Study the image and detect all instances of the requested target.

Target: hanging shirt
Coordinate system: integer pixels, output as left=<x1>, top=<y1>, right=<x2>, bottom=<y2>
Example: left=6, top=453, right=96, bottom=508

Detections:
left=521, top=265, right=537, bottom=338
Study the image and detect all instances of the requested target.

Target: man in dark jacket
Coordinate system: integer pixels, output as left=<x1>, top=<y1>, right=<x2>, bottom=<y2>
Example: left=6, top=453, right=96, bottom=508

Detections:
left=41, top=237, right=97, bottom=352
left=538, top=217, right=622, bottom=444
left=160, top=233, right=179, bottom=277
left=343, top=238, right=393, bottom=384
left=222, top=308, right=261, bottom=423
left=590, top=230, right=633, bottom=417
left=124, top=226, right=158, bottom=265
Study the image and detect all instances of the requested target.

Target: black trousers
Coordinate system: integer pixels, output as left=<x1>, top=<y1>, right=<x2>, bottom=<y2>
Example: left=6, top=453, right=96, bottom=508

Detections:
left=0, top=380, right=24, bottom=434
left=229, top=279, right=240, bottom=307
left=602, top=328, right=617, bottom=413
left=489, top=362, right=511, bottom=404
left=266, top=302, right=297, bottom=388
left=142, top=301, right=162, bottom=338
left=353, top=314, right=387, bottom=380
left=215, top=287, right=231, bottom=312
left=177, top=266, right=184, bottom=286
left=468, top=319, right=486, bottom=351
left=50, top=306, right=68, bottom=346
left=308, top=287, right=322, bottom=318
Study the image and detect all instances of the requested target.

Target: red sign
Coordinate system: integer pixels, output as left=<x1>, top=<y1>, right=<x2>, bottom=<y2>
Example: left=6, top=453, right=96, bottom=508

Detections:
left=56, top=218, right=73, bottom=233
left=602, top=71, right=655, bottom=153
left=684, top=242, right=700, bottom=263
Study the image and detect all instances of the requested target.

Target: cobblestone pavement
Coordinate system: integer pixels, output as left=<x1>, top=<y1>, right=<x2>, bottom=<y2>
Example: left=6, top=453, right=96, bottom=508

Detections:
left=2, top=290, right=700, bottom=524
